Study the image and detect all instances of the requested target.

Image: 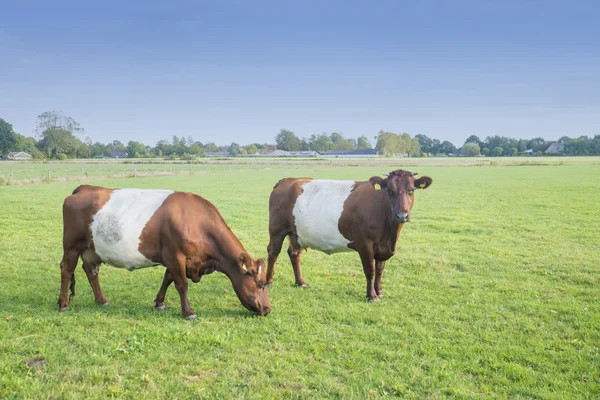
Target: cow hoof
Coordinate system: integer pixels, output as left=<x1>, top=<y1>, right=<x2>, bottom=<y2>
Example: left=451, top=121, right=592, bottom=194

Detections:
left=185, top=314, right=198, bottom=320
left=296, top=283, right=308, bottom=289
left=59, top=307, right=69, bottom=312
left=368, top=297, right=380, bottom=303
left=155, top=305, right=167, bottom=311
left=99, top=302, right=109, bottom=307
left=377, top=294, right=385, bottom=298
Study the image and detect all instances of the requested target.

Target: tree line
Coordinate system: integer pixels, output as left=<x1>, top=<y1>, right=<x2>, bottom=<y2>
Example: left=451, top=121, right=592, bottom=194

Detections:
left=1, top=111, right=598, bottom=159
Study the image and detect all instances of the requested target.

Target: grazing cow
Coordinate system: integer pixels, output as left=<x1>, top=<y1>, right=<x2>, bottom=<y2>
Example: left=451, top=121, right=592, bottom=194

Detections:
left=267, top=169, right=432, bottom=301
left=59, top=185, right=270, bottom=319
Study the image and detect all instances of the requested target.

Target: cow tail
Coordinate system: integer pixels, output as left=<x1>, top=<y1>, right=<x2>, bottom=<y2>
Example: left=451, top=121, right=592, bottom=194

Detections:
left=68, top=273, right=76, bottom=301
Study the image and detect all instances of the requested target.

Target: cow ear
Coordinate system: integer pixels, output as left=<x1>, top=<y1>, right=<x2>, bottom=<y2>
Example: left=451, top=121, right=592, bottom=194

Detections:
left=414, top=176, right=432, bottom=189
left=369, top=176, right=387, bottom=191
left=238, top=252, right=252, bottom=274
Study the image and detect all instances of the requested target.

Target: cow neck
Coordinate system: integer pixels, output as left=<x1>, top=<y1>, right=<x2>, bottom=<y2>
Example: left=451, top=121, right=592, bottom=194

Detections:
left=212, top=229, right=247, bottom=276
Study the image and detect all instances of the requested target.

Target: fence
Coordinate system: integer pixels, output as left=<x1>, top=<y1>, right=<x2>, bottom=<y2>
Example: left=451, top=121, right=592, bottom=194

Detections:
left=0, top=159, right=367, bottom=185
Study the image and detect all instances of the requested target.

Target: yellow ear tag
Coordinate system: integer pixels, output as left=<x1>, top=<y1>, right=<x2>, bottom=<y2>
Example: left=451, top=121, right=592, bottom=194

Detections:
left=241, top=264, right=247, bottom=272
left=419, top=183, right=426, bottom=188
left=374, top=183, right=381, bottom=191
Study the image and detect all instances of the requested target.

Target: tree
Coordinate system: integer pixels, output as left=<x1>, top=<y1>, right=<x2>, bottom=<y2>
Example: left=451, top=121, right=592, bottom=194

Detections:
left=35, top=110, right=84, bottom=136
left=507, top=147, right=518, bottom=156
left=376, top=131, right=400, bottom=156
left=127, top=141, right=147, bottom=158
left=90, top=142, right=106, bottom=157
left=356, top=136, right=372, bottom=149
left=438, top=141, right=457, bottom=155
left=275, top=129, right=301, bottom=151
left=527, top=137, right=546, bottom=150
left=203, top=142, right=219, bottom=152
left=228, top=142, right=240, bottom=156
left=38, top=127, right=82, bottom=158
left=464, top=135, right=482, bottom=147
left=14, top=133, right=43, bottom=158
left=246, top=144, right=258, bottom=154
left=0, top=118, right=17, bottom=155
left=461, top=142, right=480, bottom=157
left=481, top=147, right=490, bottom=156
left=33, top=111, right=85, bottom=159
left=308, top=134, right=331, bottom=152
left=189, top=143, right=203, bottom=156
left=491, top=147, right=504, bottom=157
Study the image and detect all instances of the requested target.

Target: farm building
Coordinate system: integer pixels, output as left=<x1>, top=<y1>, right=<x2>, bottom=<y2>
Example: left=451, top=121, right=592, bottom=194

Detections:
left=544, top=142, right=564, bottom=154
left=204, top=151, right=230, bottom=157
left=6, top=151, right=32, bottom=160
left=318, top=149, right=379, bottom=158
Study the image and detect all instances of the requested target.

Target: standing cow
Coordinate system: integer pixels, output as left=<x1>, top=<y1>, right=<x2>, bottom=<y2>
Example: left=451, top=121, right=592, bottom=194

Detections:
left=267, top=169, right=432, bottom=301
left=59, top=185, right=270, bottom=319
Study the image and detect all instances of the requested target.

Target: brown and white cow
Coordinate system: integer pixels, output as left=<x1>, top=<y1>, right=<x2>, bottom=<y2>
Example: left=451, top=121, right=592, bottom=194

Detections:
left=59, top=185, right=270, bottom=319
left=267, top=169, right=432, bottom=301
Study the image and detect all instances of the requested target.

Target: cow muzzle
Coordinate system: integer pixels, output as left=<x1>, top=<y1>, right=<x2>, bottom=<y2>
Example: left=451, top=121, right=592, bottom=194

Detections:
left=394, top=213, right=410, bottom=223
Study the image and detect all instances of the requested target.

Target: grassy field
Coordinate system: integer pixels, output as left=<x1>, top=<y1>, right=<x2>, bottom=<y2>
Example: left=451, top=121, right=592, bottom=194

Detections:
left=2, top=156, right=599, bottom=185
left=0, top=161, right=599, bottom=398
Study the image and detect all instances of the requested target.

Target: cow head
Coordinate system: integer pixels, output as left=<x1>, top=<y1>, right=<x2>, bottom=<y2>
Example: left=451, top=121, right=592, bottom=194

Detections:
left=369, top=169, right=432, bottom=223
left=231, top=253, right=271, bottom=316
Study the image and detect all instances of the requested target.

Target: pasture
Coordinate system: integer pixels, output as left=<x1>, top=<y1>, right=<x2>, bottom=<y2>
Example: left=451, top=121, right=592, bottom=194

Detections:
left=0, top=160, right=598, bottom=398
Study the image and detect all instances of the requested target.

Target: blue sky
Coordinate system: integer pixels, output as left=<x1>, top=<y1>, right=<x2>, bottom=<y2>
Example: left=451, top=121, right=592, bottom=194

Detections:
left=1, top=0, right=598, bottom=147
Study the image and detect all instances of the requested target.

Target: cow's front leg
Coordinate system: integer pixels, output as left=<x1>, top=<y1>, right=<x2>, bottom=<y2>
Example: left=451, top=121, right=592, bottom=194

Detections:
left=358, top=248, right=378, bottom=302
left=266, top=231, right=286, bottom=285
left=164, top=252, right=196, bottom=319
left=374, top=260, right=386, bottom=298
left=154, top=269, right=173, bottom=311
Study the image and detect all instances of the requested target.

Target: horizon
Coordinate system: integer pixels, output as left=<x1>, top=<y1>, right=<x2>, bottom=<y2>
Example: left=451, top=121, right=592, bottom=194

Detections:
left=2, top=1, right=599, bottom=147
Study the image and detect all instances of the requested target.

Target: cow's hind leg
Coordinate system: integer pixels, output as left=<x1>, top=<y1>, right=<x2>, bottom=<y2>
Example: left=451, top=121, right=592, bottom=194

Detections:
left=374, top=260, right=386, bottom=298
left=266, top=230, right=287, bottom=285
left=163, top=251, right=196, bottom=320
left=58, top=248, right=79, bottom=311
left=154, top=269, right=173, bottom=311
left=288, top=234, right=307, bottom=288
left=81, top=249, right=108, bottom=306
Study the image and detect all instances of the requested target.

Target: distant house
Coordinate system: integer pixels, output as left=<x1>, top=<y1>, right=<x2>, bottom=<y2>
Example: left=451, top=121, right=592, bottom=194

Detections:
left=544, top=142, right=564, bottom=154
left=263, top=150, right=319, bottom=157
left=318, top=149, right=379, bottom=158
left=7, top=151, right=32, bottom=160
left=204, top=151, right=230, bottom=157
left=110, top=151, right=128, bottom=158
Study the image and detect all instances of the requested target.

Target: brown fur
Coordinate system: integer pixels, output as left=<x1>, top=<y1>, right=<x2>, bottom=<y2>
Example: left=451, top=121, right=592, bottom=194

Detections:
left=58, top=185, right=270, bottom=318
left=266, top=169, right=432, bottom=301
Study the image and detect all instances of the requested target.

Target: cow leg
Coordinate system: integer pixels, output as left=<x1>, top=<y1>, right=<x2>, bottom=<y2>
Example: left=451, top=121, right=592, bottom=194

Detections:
left=266, top=231, right=287, bottom=285
left=358, top=248, right=378, bottom=302
left=374, top=260, right=386, bottom=298
left=288, top=234, right=307, bottom=288
left=58, top=248, right=79, bottom=311
left=154, top=269, right=173, bottom=311
left=82, top=261, right=109, bottom=306
left=164, top=251, right=196, bottom=320
left=80, top=249, right=108, bottom=306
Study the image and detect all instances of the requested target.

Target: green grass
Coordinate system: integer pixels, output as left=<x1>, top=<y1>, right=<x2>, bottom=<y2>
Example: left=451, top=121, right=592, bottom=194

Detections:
left=0, top=162, right=599, bottom=398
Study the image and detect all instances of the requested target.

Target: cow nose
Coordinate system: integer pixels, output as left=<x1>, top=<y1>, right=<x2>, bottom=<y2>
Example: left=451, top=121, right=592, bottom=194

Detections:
left=394, top=213, right=410, bottom=223
left=259, top=305, right=271, bottom=316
